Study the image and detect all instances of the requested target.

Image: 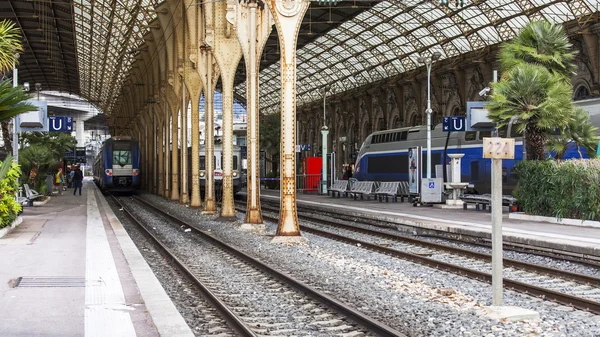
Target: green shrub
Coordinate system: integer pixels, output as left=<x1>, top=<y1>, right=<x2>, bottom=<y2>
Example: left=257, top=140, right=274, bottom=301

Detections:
left=515, top=159, right=600, bottom=221
left=0, top=157, right=22, bottom=229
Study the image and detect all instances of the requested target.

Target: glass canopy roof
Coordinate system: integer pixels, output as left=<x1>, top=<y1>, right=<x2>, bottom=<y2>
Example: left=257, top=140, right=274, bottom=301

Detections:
left=73, top=0, right=159, bottom=114
left=245, top=0, right=600, bottom=114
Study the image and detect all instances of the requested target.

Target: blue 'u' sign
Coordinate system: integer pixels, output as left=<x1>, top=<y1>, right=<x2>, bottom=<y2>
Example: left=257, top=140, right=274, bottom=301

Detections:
left=442, top=116, right=466, bottom=132
left=49, top=116, right=73, bottom=132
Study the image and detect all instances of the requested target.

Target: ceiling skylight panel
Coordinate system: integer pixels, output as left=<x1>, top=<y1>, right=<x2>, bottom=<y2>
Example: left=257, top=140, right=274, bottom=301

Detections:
left=394, top=13, right=420, bottom=31
left=451, top=36, right=472, bottom=53
left=433, top=18, right=461, bottom=39
left=347, top=56, right=365, bottom=71
left=494, top=2, right=522, bottom=19
left=415, top=5, right=445, bottom=21
left=584, top=0, right=600, bottom=10
left=411, top=28, right=436, bottom=47
left=506, top=15, right=530, bottom=32
left=477, top=26, right=500, bottom=44
left=541, top=3, right=574, bottom=23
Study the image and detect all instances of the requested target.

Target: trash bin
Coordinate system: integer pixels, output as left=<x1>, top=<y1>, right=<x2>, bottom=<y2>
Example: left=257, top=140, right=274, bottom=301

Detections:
left=319, top=180, right=328, bottom=195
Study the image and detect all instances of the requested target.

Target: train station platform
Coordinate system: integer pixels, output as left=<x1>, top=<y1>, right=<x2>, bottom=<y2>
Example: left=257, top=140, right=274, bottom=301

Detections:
left=0, top=180, right=193, bottom=337
left=243, top=188, right=600, bottom=258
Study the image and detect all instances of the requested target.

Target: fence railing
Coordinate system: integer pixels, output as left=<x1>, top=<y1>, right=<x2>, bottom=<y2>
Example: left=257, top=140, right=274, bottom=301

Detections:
left=260, top=174, right=326, bottom=194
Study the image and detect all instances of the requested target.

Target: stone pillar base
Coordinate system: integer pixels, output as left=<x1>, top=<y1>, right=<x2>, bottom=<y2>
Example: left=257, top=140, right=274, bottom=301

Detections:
left=482, top=306, right=539, bottom=322
left=270, top=236, right=308, bottom=245
left=215, top=216, right=238, bottom=222
left=240, top=223, right=266, bottom=234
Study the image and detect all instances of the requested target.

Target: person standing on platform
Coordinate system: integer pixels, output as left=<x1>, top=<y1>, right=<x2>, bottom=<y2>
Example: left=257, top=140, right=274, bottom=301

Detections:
left=54, top=168, right=64, bottom=195
left=72, top=165, right=83, bottom=196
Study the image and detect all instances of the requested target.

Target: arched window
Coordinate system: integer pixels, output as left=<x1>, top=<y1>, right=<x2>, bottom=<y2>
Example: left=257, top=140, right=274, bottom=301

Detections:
left=575, top=86, right=590, bottom=100
left=410, top=113, right=422, bottom=127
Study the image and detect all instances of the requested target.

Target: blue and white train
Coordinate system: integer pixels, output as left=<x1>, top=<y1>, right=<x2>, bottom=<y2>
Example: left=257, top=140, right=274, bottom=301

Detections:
left=353, top=98, right=600, bottom=195
left=93, top=136, right=142, bottom=192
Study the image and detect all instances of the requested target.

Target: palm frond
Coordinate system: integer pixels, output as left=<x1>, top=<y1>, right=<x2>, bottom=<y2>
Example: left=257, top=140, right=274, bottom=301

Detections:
left=0, top=20, right=23, bottom=74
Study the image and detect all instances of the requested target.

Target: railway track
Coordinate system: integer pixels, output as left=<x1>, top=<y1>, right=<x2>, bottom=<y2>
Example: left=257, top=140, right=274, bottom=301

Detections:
left=118, top=195, right=405, bottom=337
left=252, top=197, right=600, bottom=268
left=236, top=201, right=600, bottom=315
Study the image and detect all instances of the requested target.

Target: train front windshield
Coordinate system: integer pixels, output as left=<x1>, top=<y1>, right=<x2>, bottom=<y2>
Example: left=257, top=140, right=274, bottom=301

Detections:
left=112, top=142, right=133, bottom=169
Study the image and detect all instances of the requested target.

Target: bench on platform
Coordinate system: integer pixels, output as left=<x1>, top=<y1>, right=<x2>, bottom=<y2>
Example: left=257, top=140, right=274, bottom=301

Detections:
left=23, top=184, right=42, bottom=206
left=375, top=182, right=400, bottom=202
left=349, top=181, right=377, bottom=200
left=328, top=180, right=349, bottom=198
left=397, top=181, right=413, bottom=202
left=461, top=194, right=518, bottom=212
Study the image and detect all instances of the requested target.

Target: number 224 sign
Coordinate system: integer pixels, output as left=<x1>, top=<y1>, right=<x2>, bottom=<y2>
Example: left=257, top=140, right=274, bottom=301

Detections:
left=483, top=137, right=515, bottom=159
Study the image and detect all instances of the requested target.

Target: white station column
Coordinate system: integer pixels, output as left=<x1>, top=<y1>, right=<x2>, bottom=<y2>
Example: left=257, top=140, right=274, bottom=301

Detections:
left=76, top=119, right=85, bottom=147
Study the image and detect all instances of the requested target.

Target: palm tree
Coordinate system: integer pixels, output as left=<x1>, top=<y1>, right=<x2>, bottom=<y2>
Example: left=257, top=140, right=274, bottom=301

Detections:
left=499, top=20, right=576, bottom=80
left=0, top=19, right=33, bottom=156
left=0, top=80, right=36, bottom=153
left=18, top=145, right=53, bottom=187
left=547, top=107, right=599, bottom=159
left=487, top=63, right=573, bottom=160
left=0, top=19, right=23, bottom=73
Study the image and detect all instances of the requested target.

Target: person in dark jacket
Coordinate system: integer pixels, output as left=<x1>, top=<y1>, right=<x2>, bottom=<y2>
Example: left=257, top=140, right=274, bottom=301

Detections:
left=72, top=166, right=83, bottom=196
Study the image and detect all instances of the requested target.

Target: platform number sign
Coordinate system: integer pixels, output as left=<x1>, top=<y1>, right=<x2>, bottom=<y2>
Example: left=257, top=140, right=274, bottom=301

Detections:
left=483, top=137, right=515, bottom=159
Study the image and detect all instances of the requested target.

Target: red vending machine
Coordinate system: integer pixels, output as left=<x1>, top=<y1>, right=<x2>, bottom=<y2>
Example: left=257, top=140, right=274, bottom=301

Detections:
left=303, top=157, right=322, bottom=193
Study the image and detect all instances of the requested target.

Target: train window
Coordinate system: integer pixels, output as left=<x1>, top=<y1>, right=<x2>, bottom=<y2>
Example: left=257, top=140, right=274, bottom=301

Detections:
left=368, top=155, right=408, bottom=174
left=470, top=161, right=479, bottom=181
left=400, top=131, right=407, bottom=140
left=498, top=126, right=508, bottom=138
left=233, top=156, right=238, bottom=170
left=479, top=131, right=492, bottom=139
left=465, top=131, right=476, bottom=141
left=200, top=156, right=205, bottom=170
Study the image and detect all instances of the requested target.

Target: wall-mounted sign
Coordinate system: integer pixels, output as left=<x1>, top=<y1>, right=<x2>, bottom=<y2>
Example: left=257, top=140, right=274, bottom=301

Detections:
left=442, top=116, right=466, bottom=132
left=49, top=116, right=73, bottom=132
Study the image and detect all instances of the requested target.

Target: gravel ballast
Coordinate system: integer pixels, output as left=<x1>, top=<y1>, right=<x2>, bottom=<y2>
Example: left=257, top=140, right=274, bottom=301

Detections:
left=131, top=193, right=600, bottom=337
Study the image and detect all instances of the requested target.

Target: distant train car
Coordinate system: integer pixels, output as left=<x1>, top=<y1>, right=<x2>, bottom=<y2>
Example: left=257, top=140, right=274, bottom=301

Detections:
left=93, top=136, right=141, bottom=192
left=181, top=142, right=243, bottom=197
left=354, top=97, right=600, bottom=195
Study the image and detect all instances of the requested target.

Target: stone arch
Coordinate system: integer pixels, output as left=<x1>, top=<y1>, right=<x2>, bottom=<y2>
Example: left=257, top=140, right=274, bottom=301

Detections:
left=574, top=80, right=591, bottom=100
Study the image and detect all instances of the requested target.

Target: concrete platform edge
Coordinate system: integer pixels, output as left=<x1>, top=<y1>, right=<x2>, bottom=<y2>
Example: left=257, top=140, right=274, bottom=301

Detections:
left=0, top=216, right=22, bottom=239
left=509, top=212, right=600, bottom=228
left=95, top=187, right=195, bottom=337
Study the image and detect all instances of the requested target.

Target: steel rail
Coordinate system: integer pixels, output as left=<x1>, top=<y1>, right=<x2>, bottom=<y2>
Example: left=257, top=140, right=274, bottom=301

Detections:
left=132, top=195, right=406, bottom=337
left=294, top=208, right=600, bottom=286
left=257, top=198, right=600, bottom=267
left=237, top=203, right=600, bottom=315
left=110, top=195, right=258, bottom=337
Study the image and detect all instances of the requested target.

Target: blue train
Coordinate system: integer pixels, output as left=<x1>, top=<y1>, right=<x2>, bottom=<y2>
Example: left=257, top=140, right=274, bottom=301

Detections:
left=354, top=98, right=600, bottom=195
left=93, top=136, right=141, bottom=192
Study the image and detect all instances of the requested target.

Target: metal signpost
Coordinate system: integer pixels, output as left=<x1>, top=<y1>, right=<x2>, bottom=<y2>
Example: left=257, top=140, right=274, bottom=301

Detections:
left=483, top=137, right=515, bottom=306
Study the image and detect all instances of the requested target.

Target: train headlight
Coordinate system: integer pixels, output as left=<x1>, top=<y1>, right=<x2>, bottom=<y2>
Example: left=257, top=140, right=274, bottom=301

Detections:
left=132, top=169, right=140, bottom=176
left=199, top=171, right=205, bottom=177
left=232, top=172, right=238, bottom=177
left=105, top=169, right=113, bottom=176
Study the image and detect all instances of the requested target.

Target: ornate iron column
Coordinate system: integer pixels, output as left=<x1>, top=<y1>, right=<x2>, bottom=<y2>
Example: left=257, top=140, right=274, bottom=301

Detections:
left=180, top=81, right=189, bottom=204
left=265, top=0, right=309, bottom=242
left=230, top=0, right=272, bottom=227
left=198, top=2, right=219, bottom=213
left=213, top=0, right=243, bottom=220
